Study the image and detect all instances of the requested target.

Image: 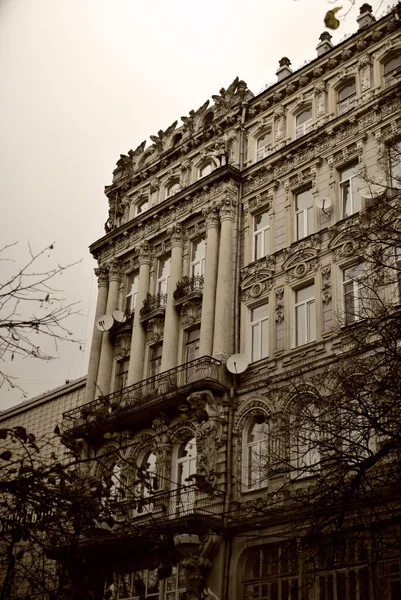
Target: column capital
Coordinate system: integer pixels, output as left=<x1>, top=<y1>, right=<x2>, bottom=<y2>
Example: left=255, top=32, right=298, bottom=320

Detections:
left=202, top=205, right=220, bottom=229
left=94, top=265, right=109, bottom=287
left=218, top=197, right=236, bottom=222
left=137, top=241, right=152, bottom=265
left=108, top=259, right=122, bottom=282
left=168, top=224, right=185, bottom=248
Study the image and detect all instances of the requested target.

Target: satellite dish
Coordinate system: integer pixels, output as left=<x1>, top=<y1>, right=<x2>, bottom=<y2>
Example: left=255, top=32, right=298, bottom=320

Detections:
left=358, top=183, right=386, bottom=200
left=96, top=314, right=114, bottom=332
left=112, top=309, right=126, bottom=323
left=226, top=353, right=249, bottom=374
left=315, top=198, right=332, bottom=213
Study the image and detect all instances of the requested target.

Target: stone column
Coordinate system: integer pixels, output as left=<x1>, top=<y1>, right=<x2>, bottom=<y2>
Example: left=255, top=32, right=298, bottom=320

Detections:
left=161, top=225, right=184, bottom=372
left=84, top=266, right=109, bottom=404
left=95, top=261, right=121, bottom=398
left=199, top=207, right=220, bottom=356
left=127, top=243, right=152, bottom=385
left=212, top=196, right=236, bottom=359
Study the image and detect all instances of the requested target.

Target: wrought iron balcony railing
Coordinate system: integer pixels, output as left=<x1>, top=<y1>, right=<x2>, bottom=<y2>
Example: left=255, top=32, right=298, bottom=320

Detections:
left=173, top=275, right=204, bottom=303
left=62, top=356, right=222, bottom=430
left=112, top=484, right=225, bottom=530
left=140, top=292, right=167, bottom=319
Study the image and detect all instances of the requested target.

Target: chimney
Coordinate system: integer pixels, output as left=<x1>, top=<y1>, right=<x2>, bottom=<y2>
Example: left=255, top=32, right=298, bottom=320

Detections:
left=276, top=57, right=292, bottom=82
left=357, top=3, right=376, bottom=29
left=316, top=31, right=333, bottom=56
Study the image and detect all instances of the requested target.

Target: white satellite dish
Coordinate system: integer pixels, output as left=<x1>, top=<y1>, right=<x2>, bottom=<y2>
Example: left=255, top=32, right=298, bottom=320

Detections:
left=112, top=309, right=127, bottom=323
left=96, top=314, right=114, bottom=332
left=358, top=183, right=386, bottom=200
left=315, top=197, right=332, bottom=213
left=226, top=353, right=249, bottom=374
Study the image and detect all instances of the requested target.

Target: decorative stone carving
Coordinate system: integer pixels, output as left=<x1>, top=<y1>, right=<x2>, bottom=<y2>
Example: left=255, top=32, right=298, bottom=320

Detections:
left=151, top=412, right=171, bottom=485
left=282, top=248, right=320, bottom=283
left=203, top=205, right=220, bottom=228
left=358, top=55, right=371, bottom=91
left=150, top=121, right=178, bottom=153
left=274, top=107, right=285, bottom=141
left=314, top=83, right=326, bottom=117
left=321, top=266, right=332, bottom=304
left=181, top=300, right=202, bottom=328
left=128, top=140, right=147, bottom=172
left=329, top=228, right=359, bottom=262
left=168, top=224, right=184, bottom=247
left=240, top=256, right=275, bottom=301
left=181, top=100, right=210, bottom=133
left=108, top=259, right=121, bottom=281
left=212, top=77, right=248, bottom=115
left=275, top=288, right=284, bottom=324
left=181, top=535, right=221, bottom=597
left=95, top=264, right=109, bottom=286
left=147, top=317, right=165, bottom=344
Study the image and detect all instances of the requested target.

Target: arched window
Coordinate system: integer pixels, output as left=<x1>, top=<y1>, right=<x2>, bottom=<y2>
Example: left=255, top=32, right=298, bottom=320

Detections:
left=176, top=437, right=197, bottom=514
left=172, top=133, right=182, bottom=147
left=245, top=419, right=269, bottom=490
left=203, top=112, right=214, bottom=129
left=256, top=131, right=272, bottom=161
left=294, top=404, right=320, bottom=476
left=110, top=462, right=127, bottom=502
left=136, top=198, right=149, bottom=216
left=199, top=161, right=214, bottom=179
left=165, top=179, right=181, bottom=199
left=384, top=54, right=401, bottom=89
left=338, top=80, right=356, bottom=115
left=295, top=108, right=313, bottom=139
left=134, top=451, right=157, bottom=514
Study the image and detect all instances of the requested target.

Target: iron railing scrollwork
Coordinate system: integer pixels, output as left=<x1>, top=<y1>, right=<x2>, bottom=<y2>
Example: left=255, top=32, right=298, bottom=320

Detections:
left=173, top=275, right=204, bottom=302
left=140, top=292, right=168, bottom=318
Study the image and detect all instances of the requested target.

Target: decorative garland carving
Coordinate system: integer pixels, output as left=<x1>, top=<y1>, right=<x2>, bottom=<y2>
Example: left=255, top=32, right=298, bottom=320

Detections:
left=282, top=248, right=320, bottom=283
left=240, top=256, right=275, bottom=302
left=275, top=287, right=284, bottom=324
left=321, top=266, right=332, bottom=304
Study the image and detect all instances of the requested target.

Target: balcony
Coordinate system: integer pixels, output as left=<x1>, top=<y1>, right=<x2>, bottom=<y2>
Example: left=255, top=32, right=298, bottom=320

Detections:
left=113, top=484, right=225, bottom=533
left=140, top=292, right=167, bottom=322
left=173, top=275, right=204, bottom=306
left=62, top=356, right=226, bottom=437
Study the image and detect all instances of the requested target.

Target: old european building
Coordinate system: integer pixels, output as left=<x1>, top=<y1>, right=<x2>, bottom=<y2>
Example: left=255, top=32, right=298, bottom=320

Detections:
left=7, top=3, right=401, bottom=600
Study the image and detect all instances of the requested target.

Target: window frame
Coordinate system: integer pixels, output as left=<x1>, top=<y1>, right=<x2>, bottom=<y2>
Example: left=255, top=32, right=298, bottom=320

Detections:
left=243, top=418, right=270, bottom=491
left=295, top=107, right=313, bottom=139
left=249, top=303, right=269, bottom=363
left=165, top=179, right=181, bottom=199
left=190, top=237, right=206, bottom=277
left=339, top=162, right=361, bottom=218
left=115, top=357, right=130, bottom=392
left=256, top=131, right=272, bottom=161
left=337, top=80, right=357, bottom=115
left=149, top=343, right=163, bottom=379
left=157, top=255, right=171, bottom=296
left=253, top=211, right=270, bottom=260
left=294, top=186, right=314, bottom=241
left=342, top=264, right=365, bottom=325
left=294, top=282, right=316, bottom=347
left=125, top=271, right=139, bottom=314
left=383, top=53, right=401, bottom=89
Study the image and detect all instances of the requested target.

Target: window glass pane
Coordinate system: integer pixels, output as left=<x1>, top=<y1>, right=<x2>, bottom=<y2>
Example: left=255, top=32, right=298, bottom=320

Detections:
left=257, top=132, right=272, bottom=148
left=340, top=165, right=356, bottom=182
left=252, top=323, right=260, bottom=361
left=342, top=181, right=351, bottom=218
left=255, top=232, right=263, bottom=260
left=384, top=55, right=401, bottom=75
left=200, top=163, right=213, bottom=177
left=297, top=109, right=312, bottom=125
left=255, top=212, right=269, bottom=231
left=307, top=300, right=316, bottom=342
left=192, top=238, right=205, bottom=262
left=351, top=176, right=362, bottom=212
left=158, top=256, right=170, bottom=279
left=296, top=285, right=314, bottom=304
left=261, top=319, right=268, bottom=359
left=251, top=305, right=267, bottom=322
left=297, top=212, right=305, bottom=240
left=295, top=305, right=306, bottom=346
left=339, top=81, right=356, bottom=101
left=296, top=189, right=313, bottom=210
left=248, top=421, right=269, bottom=443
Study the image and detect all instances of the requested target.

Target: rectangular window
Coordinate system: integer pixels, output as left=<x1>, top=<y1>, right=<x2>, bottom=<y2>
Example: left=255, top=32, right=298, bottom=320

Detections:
left=254, top=212, right=269, bottom=260
left=191, top=238, right=206, bottom=277
left=115, top=357, right=130, bottom=392
left=389, top=141, right=401, bottom=189
left=185, top=327, right=200, bottom=363
left=150, top=344, right=163, bottom=379
left=340, top=163, right=361, bottom=218
left=157, top=255, right=171, bottom=295
left=295, top=284, right=316, bottom=346
left=343, top=265, right=364, bottom=324
left=125, top=272, right=139, bottom=313
left=295, top=188, right=314, bottom=240
left=250, top=304, right=268, bottom=363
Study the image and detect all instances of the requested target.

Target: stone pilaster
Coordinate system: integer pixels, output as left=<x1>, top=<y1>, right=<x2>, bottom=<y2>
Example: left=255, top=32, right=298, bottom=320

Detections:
left=84, top=266, right=109, bottom=404
left=161, top=225, right=184, bottom=372
left=95, top=260, right=121, bottom=398
left=199, top=207, right=220, bottom=357
left=212, top=195, right=236, bottom=360
left=127, top=243, right=152, bottom=385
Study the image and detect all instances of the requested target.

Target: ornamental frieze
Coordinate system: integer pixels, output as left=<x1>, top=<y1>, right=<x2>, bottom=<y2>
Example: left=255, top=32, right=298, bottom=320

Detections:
left=282, top=248, right=320, bottom=283
left=240, top=256, right=275, bottom=301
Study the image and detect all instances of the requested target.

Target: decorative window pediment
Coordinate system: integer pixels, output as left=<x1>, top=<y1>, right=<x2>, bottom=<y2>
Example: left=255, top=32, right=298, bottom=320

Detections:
left=240, top=256, right=275, bottom=301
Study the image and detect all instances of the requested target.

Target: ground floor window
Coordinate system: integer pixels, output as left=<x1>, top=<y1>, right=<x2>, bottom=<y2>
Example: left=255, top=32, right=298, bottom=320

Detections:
left=106, top=564, right=186, bottom=600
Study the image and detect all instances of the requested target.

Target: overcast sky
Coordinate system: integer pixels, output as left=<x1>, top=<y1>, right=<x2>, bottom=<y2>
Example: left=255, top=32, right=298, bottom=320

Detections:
left=0, top=0, right=385, bottom=411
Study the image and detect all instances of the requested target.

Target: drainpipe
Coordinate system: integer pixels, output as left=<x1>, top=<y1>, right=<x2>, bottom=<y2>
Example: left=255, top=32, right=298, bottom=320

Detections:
left=223, top=100, right=248, bottom=600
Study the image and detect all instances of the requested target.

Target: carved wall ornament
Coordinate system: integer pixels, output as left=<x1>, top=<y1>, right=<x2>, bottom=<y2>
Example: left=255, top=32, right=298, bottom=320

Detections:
left=282, top=248, right=320, bottom=283
left=181, top=100, right=210, bottom=133
left=108, top=259, right=122, bottom=281
left=147, top=317, right=165, bottom=344
left=181, top=300, right=202, bottom=328
left=329, top=229, right=359, bottom=262
left=181, top=535, right=221, bottom=596
left=273, top=108, right=285, bottom=141
left=240, top=256, right=275, bottom=302
left=247, top=190, right=274, bottom=213
left=211, top=77, right=249, bottom=116
left=95, top=264, right=109, bottom=286
left=321, top=266, right=332, bottom=304
left=150, top=121, right=178, bottom=153
left=203, top=205, right=220, bottom=228
left=168, top=224, right=185, bottom=247
left=275, top=287, right=284, bottom=324
left=149, top=178, right=160, bottom=193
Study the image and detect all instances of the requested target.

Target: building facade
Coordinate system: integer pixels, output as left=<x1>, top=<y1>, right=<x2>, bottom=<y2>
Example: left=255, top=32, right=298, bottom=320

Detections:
left=57, top=4, right=401, bottom=600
